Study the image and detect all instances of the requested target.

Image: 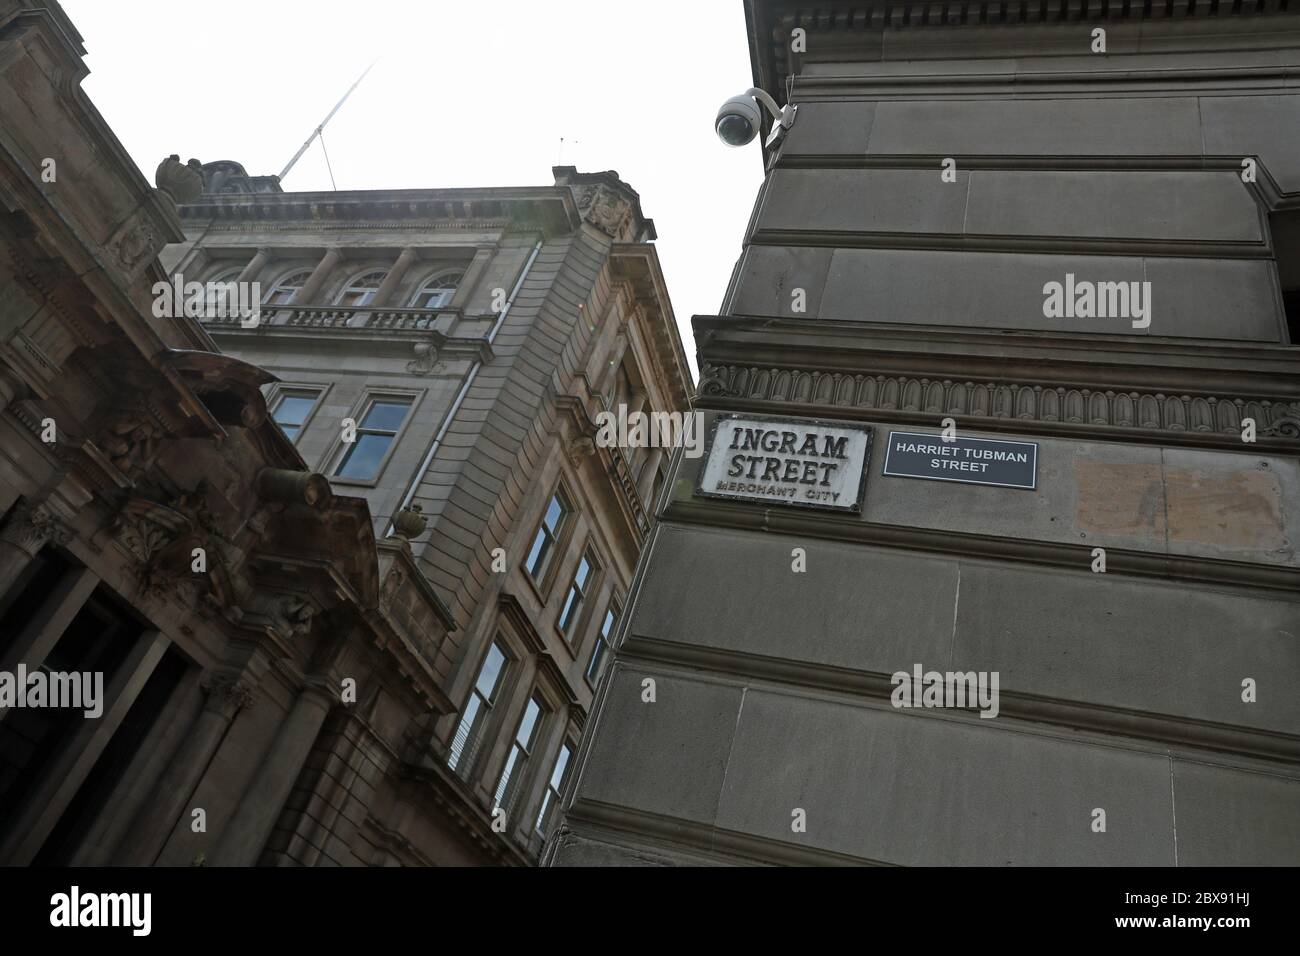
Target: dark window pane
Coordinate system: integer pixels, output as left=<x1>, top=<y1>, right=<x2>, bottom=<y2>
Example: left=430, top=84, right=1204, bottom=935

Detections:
left=362, top=400, right=410, bottom=431
left=335, top=433, right=392, bottom=479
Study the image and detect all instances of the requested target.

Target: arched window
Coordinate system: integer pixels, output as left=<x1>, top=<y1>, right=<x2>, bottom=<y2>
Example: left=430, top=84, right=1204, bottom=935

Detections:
left=335, top=270, right=388, bottom=308
left=263, top=269, right=312, bottom=306
left=206, top=266, right=242, bottom=285
left=410, top=271, right=462, bottom=310
left=203, top=267, right=243, bottom=318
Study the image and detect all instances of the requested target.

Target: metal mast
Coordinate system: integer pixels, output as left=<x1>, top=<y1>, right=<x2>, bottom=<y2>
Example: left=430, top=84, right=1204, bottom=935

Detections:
left=278, top=59, right=378, bottom=183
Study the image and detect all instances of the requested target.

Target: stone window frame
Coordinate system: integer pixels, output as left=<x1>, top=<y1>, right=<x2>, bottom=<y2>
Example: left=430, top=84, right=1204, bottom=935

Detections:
left=319, top=387, right=424, bottom=488
left=265, top=381, right=329, bottom=446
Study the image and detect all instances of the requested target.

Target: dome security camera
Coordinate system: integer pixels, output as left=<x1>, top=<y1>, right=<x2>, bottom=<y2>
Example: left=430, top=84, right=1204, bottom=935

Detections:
left=715, top=93, right=763, bottom=146
left=715, top=87, right=797, bottom=148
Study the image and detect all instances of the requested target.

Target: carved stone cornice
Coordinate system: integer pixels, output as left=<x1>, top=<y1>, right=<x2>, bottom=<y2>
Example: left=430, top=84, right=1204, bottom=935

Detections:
left=746, top=1, right=1300, bottom=117
left=699, top=361, right=1300, bottom=449
left=179, top=187, right=574, bottom=238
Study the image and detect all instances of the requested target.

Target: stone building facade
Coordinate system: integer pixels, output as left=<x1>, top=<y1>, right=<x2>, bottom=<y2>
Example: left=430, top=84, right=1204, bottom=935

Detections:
left=0, top=0, right=690, bottom=866
left=165, top=166, right=691, bottom=864
left=548, top=1, right=1300, bottom=865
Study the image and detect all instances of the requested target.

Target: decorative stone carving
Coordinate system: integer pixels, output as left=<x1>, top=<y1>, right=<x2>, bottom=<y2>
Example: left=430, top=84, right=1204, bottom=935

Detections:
left=406, top=341, right=444, bottom=376
left=99, top=409, right=162, bottom=478
left=106, top=211, right=161, bottom=278
left=108, top=493, right=193, bottom=597
left=574, top=183, right=634, bottom=240
left=381, top=566, right=405, bottom=604
left=1262, top=416, right=1300, bottom=439
left=155, top=155, right=205, bottom=205
left=568, top=436, right=596, bottom=463
left=698, top=363, right=1300, bottom=443
left=196, top=160, right=283, bottom=196
left=278, top=594, right=315, bottom=639
left=256, top=468, right=332, bottom=508
left=697, top=370, right=739, bottom=398
left=201, top=672, right=256, bottom=717
left=391, top=504, right=427, bottom=540
left=0, top=498, right=72, bottom=554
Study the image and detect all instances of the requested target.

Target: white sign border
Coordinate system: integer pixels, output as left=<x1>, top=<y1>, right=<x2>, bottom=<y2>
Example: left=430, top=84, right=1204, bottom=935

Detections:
left=694, top=413, right=874, bottom=514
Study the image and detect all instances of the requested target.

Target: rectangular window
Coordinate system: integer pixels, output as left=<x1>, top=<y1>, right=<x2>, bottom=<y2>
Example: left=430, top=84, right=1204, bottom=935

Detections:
left=525, top=491, right=569, bottom=582
left=270, top=389, right=321, bottom=442
left=494, top=692, right=547, bottom=814
left=535, top=741, right=573, bottom=836
left=333, top=395, right=413, bottom=480
left=447, top=640, right=508, bottom=777
left=586, top=602, right=619, bottom=684
left=558, top=551, right=596, bottom=638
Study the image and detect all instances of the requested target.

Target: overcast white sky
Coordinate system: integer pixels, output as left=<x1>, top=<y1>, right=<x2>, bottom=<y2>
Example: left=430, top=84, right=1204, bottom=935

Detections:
left=61, top=0, right=767, bottom=381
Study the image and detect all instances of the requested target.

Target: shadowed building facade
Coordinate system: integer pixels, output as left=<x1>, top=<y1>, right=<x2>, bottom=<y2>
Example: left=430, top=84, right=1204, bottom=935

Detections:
left=0, top=0, right=690, bottom=866
left=548, top=0, right=1300, bottom=866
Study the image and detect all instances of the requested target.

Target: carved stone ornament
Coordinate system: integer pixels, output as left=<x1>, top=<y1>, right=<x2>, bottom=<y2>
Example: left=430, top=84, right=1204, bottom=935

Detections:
left=99, top=409, right=163, bottom=478
left=0, top=498, right=73, bottom=554
left=406, top=341, right=444, bottom=376
left=107, top=211, right=161, bottom=277
left=278, top=594, right=315, bottom=640
left=201, top=673, right=256, bottom=717
left=1261, top=416, right=1300, bottom=439
left=568, top=436, right=596, bottom=463
left=696, top=370, right=739, bottom=398
left=108, top=494, right=194, bottom=599
left=155, top=155, right=205, bottom=205
left=382, top=566, right=405, bottom=604
left=391, top=504, right=428, bottom=540
left=574, top=183, right=634, bottom=239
